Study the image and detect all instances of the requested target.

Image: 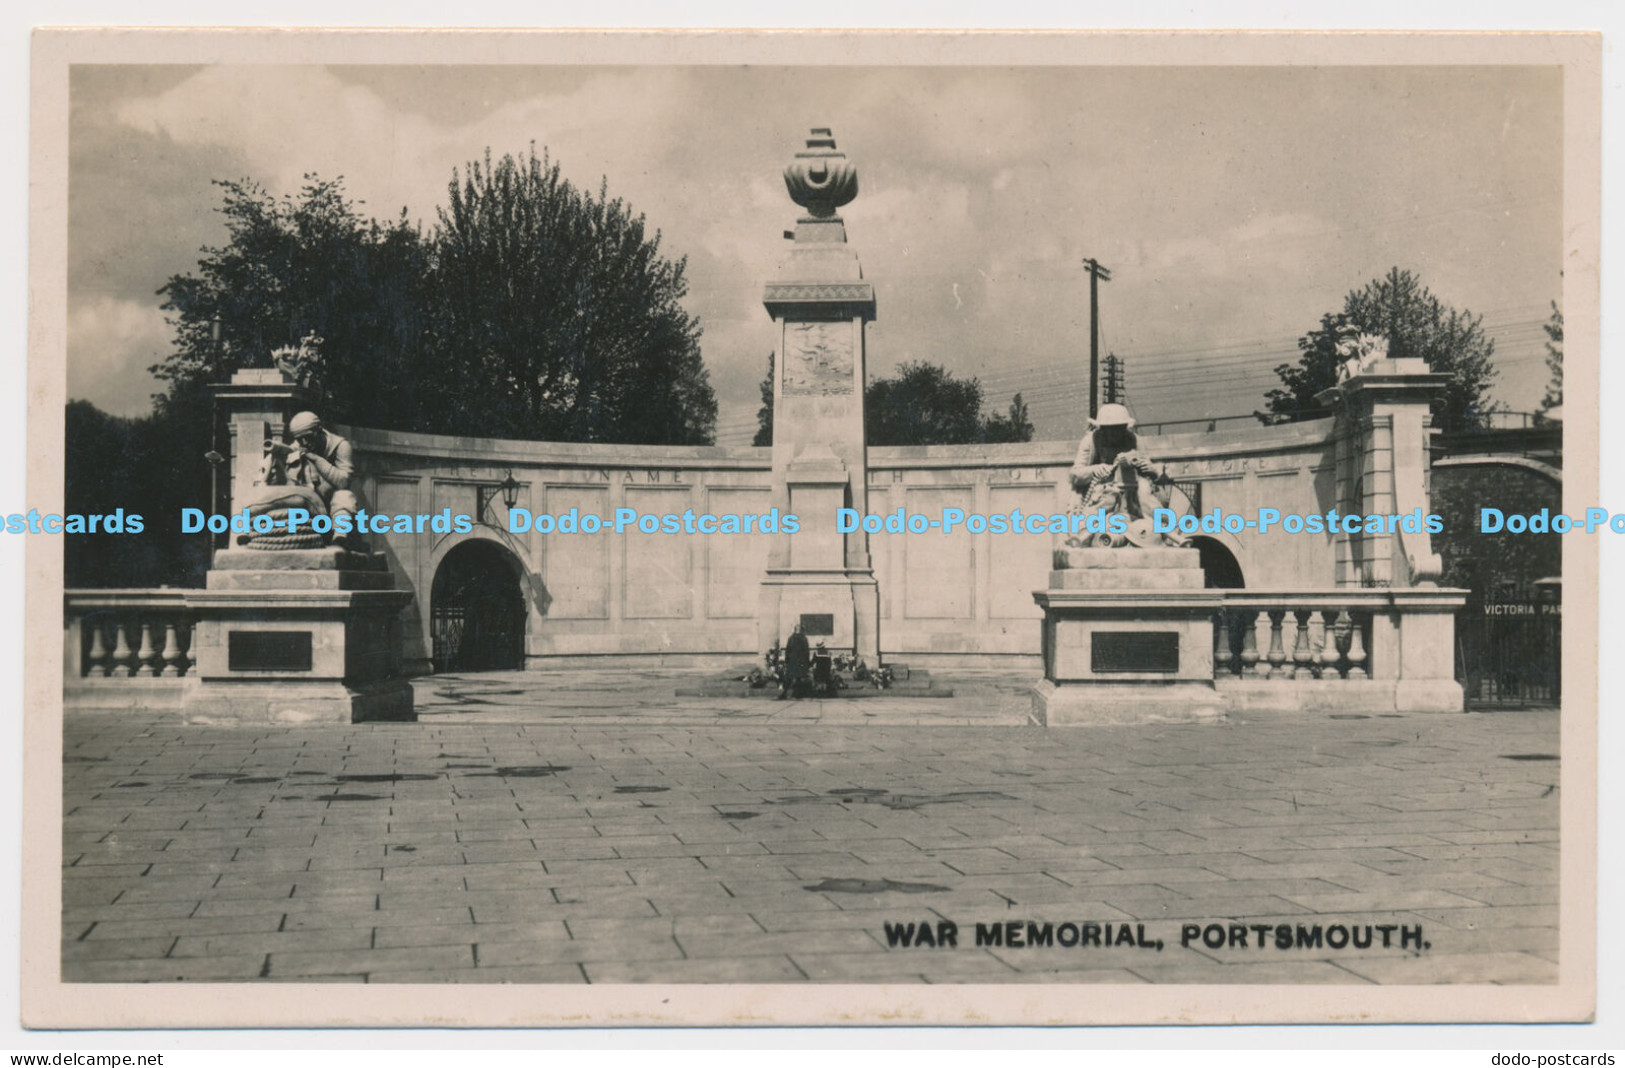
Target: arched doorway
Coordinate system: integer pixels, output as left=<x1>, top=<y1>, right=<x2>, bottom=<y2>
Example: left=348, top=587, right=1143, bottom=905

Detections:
left=430, top=540, right=526, bottom=672
left=1189, top=536, right=1245, bottom=589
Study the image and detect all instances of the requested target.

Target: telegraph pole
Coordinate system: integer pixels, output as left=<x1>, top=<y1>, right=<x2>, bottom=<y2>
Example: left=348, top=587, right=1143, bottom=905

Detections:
left=1103, top=354, right=1125, bottom=404
left=1082, top=257, right=1112, bottom=417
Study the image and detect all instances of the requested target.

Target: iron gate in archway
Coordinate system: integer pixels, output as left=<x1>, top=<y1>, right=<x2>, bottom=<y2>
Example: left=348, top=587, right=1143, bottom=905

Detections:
left=430, top=540, right=526, bottom=673
left=1457, top=584, right=1561, bottom=707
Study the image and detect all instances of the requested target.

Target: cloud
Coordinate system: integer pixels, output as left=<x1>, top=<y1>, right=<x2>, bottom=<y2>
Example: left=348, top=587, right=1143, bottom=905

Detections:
left=68, top=297, right=172, bottom=417
left=110, top=66, right=706, bottom=230
left=1136, top=212, right=1330, bottom=278
left=71, top=64, right=1565, bottom=435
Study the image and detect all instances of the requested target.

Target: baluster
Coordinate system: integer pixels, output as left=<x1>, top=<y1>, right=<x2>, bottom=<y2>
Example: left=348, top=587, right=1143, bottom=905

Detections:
left=1238, top=611, right=1261, bottom=677
left=158, top=622, right=181, bottom=677
left=1345, top=612, right=1369, bottom=680
left=1213, top=611, right=1233, bottom=677
left=1320, top=610, right=1344, bottom=679
left=1265, top=609, right=1288, bottom=679
left=1291, top=609, right=1314, bottom=679
left=136, top=622, right=160, bottom=677
left=1307, top=611, right=1327, bottom=679
left=111, top=622, right=137, bottom=678
left=170, top=622, right=193, bottom=678
left=85, top=622, right=110, bottom=677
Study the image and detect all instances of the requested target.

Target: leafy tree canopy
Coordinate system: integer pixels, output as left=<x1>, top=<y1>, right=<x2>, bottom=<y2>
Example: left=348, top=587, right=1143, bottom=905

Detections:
left=73, top=149, right=720, bottom=585
left=980, top=392, right=1036, bottom=445
left=434, top=149, right=715, bottom=445
left=1260, top=267, right=1499, bottom=431
left=866, top=361, right=983, bottom=446
left=156, top=176, right=432, bottom=431
left=65, top=400, right=211, bottom=588
left=154, top=148, right=716, bottom=445
left=1431, top=464, right=1560, bottom=594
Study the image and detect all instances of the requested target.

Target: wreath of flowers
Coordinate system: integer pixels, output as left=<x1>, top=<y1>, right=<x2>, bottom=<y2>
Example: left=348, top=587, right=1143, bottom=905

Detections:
left=738, top=641, right=893, bottom=692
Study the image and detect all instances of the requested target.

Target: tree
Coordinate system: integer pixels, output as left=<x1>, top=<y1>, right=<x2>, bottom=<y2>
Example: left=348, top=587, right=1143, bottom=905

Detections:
left=153, top=152, right=717, bottom=445
left=156, top=176, right=435, bottom=433
left=1260, top=268, right=1499, bottom=431
left=1538, top=300, right=1563, bottom=419
left=64, top=400, right=211, bottom=588
left=864, top=361, right=1034, bottom=447
left=1432, top=464, right=1560, bottom=594
left=432, top=147, right=715, bottom=445
left=74, top=151, right=724, bottom=587
left=866, top=361, right=983, bottom=446
left=979, top=392, right=1035, bottom=444
left=752, top=352, right=775, bottom=447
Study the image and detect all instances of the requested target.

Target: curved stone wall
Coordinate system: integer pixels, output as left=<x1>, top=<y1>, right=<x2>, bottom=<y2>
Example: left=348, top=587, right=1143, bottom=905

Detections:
left=338, top=417, right=1349, bottom=672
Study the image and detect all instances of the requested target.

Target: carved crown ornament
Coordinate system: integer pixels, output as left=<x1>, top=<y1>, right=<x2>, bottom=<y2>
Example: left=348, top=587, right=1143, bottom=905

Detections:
left=784, top=128, right=858, bottom=219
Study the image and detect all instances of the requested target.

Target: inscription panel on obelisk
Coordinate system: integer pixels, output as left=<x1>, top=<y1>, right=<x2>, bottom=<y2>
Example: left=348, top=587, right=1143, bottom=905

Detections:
left=782, top=321, right=854, bottom=396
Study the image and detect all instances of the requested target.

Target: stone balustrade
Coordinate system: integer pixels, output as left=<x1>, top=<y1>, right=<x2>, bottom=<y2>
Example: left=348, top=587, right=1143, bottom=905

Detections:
left=63, top=585, right=1466, bottom=715
left=1215, top=602, right=1372, bottom=681
left=64, top=591, right=196, bottom=710
left=1211, top=588, right=1467, bottom=712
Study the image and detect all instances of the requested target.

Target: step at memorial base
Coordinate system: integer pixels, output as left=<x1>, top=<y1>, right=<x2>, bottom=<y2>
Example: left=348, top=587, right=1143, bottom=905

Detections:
left=677, top=665, right=950, bottom=699
left=1030, top=679, right=1230, bottom=726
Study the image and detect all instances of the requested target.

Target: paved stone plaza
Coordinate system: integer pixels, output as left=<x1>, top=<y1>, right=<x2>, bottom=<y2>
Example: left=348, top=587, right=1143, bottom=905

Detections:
left=61, top=673, right=1560, bottom=985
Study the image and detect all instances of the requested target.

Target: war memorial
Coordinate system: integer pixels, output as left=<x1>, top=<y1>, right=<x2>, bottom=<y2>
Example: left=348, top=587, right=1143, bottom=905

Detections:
left=67, top=130, right=1474, bottom=721
left=49, top=126, right=1565, bottom=1007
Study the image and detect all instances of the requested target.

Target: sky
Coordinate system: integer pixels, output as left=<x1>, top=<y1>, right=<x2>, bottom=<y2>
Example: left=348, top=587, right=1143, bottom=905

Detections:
left=67, top=63, right=1564, bottom=444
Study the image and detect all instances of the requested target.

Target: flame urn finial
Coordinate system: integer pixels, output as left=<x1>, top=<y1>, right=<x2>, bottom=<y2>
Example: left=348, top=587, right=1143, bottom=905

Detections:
left=783, top=127, right=858, bottom=220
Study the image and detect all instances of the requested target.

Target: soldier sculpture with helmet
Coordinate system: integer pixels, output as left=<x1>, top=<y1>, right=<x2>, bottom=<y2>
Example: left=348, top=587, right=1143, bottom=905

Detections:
left=1064, top=402, right=1181, bottom=548
left=243, top=410, right=366, bottom=552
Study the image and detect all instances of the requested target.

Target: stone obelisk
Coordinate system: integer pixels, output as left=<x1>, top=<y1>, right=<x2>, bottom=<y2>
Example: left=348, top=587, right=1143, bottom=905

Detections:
left=758, top=129, right=880, bottom=663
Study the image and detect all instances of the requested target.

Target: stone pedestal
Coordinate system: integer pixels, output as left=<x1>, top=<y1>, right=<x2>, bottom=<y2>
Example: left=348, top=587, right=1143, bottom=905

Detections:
left=759, top=443, right=880, bottom=661
left=182, top=538, right=415, bottom=725
left=186, top=369, right=415, bottom=724
left=1031, top=546, right=1229, bottom=726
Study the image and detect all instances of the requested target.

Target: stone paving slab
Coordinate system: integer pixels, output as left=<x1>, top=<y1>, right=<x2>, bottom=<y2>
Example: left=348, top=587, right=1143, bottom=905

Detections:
left=58, top=676, right=1562, bottom=985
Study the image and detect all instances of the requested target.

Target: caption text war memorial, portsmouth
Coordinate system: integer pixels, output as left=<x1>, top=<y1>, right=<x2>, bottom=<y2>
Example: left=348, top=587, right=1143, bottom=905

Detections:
left=64, top=129, right=1473, bottom=725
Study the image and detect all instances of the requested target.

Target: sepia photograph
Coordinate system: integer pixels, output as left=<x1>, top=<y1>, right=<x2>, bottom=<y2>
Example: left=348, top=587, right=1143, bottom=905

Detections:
left=22, top=29, right=1599, bottom=1028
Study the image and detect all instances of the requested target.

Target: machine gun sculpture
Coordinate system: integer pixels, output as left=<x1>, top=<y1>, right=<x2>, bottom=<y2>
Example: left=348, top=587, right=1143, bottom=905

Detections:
left=233, top=437, right=329, bottom=550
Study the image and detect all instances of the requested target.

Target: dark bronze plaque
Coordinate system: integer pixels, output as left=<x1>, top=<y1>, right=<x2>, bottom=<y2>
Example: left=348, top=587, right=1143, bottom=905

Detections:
left=1091, top=632, right=1179, bottom=673
left=229, top=631, right=313, bottom=672
left=800, top=613, right=835, bottom=637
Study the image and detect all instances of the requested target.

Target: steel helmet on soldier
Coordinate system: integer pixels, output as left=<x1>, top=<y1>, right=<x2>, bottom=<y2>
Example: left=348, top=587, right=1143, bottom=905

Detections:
left=1094, top=403, right=1134, bottom=429
left=288, top=411, right=322, bottom=438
